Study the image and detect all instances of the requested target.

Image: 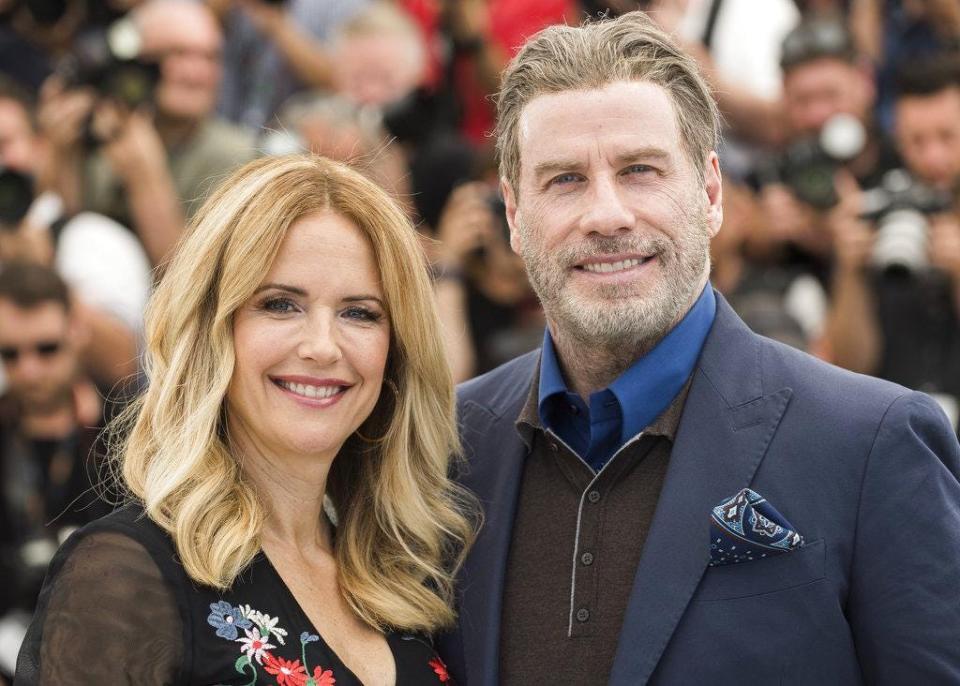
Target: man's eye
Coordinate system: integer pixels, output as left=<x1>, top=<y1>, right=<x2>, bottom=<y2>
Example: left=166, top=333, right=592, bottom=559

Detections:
left=343, top=306, right=383, bottom=323
left=262, top=297, right=297, bottom=314
left=550, top=173, right=582, bottom=187
left=624, top=164, right=654, bottom=176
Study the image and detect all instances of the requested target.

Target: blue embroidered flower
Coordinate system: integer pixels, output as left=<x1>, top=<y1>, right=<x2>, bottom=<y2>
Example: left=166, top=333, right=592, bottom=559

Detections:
left=300, top=632, right=320, bottom=644
left=207, top=601, right=252, bottom=640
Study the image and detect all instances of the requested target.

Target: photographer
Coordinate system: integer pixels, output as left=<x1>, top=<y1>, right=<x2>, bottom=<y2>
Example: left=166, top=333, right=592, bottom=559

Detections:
left=0, top=76, right=148, bottom=389
left=0, top=262, right=109, bottom=680
left=431, top=181, right=543, bottom=382
left=0, top=0, right=87, bottom=93
left=825, top=54, right=960, bottom=429
left=40, top=0, right=254, bottom=267
left=754, top=17, right=898, bottom=274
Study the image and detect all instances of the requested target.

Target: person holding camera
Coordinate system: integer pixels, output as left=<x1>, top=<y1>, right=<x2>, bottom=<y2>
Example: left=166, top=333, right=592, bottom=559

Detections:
left=0, top=262, right=109, bottom=681
left=0, top=76, right=149, bottom=389
left=754, top=17, right=899, bottom=271
left=40, top=0, right=254, bottom=267
left=430, top=181, right=542, bottom=382
left=824, top=54, right=960, bottom=431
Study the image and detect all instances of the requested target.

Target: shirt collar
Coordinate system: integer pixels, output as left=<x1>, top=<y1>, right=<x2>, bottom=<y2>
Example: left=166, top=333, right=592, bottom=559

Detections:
left=538, top=285, right=716, bottom=443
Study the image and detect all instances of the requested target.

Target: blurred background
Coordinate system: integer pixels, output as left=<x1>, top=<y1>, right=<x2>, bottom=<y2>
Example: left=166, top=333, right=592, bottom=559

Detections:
left=1, top=0, right=959, bottom=679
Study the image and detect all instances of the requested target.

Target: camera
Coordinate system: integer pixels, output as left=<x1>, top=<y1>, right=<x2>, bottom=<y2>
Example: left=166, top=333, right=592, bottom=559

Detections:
left=756, top=114, right=866, bottom=210
left=860, top=169, right=953, bottom=274
left=19, top=0, right=69, bottom=25
left=0, top=167, right=35, bottom=228
left=57, top=19, right=160, bottom=110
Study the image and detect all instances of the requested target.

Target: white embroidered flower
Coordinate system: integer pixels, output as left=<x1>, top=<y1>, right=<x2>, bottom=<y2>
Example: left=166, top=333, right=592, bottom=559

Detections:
left=238, top=604, right=256, bottom=619
left=255, top=612, right=288, bottom=645
left=235, top=627, right=276, bottom=664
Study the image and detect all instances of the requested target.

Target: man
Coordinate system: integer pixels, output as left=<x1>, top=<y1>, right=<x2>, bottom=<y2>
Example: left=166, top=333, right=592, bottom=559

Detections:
left=0, top=262, right=108, bottom=679
left=40, top=0, right=255, bottom=266
left=825, top=54, right=960, bottom=431
left=755, top=17, right=896, bottom=268
left=440, top=11, right=960, bottom=685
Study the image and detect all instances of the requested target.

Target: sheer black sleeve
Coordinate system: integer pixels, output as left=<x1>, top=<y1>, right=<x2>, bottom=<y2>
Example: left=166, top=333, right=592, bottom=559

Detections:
left=15, top=530, right=182, bottom=685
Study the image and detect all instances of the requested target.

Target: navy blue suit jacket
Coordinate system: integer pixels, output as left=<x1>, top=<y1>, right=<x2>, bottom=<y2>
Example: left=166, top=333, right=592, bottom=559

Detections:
left=439, top=295, right=960, bottom=685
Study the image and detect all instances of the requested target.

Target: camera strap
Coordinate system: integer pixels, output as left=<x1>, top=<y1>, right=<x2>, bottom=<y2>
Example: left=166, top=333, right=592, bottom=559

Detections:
left=702, top=0, right=726, bottom=51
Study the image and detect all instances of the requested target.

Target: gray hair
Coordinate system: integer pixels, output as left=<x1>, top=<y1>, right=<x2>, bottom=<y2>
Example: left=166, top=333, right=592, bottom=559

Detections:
left=495, top=11, right=720, bottom=192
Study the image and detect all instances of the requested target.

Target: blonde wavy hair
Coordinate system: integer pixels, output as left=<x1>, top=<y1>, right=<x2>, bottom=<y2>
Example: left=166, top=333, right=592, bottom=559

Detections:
left=114, top=154, right=476, bottom=632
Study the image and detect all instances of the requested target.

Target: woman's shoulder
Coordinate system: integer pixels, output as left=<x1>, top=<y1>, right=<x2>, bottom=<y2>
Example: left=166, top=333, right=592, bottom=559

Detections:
left=15, top=505, right=187, bottom=684
left=57, top=501, right=184, bottom=584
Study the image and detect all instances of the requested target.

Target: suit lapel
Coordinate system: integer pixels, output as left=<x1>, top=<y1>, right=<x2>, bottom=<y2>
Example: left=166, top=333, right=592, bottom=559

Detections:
left=455, top=355, right=539, bottom=686
left=609, top=296, right=792, bottom=686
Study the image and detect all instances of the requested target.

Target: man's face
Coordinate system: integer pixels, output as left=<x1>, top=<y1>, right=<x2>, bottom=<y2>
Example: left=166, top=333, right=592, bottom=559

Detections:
left=0, top=98, right=39, bottom=173
left=141, top=4, right=223, bottom=122
left=502, top=80, right=723, bottom=350
left=0, top=299, right=76, bottom=413
left=895, top=87, right=960, bottom=191
left=782, top=58, right=873, bottom=136
left=333, top=34, right=424, bottom=107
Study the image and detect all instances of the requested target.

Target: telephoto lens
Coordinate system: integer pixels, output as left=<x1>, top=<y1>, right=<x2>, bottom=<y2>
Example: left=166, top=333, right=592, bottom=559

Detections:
left=0, top=167, right=35, bottom=228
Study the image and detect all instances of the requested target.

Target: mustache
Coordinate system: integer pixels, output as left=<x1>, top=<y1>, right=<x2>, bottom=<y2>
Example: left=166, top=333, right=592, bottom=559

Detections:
left=552, top=235, right=671, bottom=266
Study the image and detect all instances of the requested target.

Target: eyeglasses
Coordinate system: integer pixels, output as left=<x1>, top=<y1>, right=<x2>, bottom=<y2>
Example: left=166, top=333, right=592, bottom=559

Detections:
left=0, top=341, right=63, bottom=364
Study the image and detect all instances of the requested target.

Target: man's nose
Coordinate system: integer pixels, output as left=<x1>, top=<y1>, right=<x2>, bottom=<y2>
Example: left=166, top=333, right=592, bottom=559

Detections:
left=297, top=313, right=344, bottom=366
left=580, top=175, right=634, bottom=236
left=15, top=351, right=46, bottom=381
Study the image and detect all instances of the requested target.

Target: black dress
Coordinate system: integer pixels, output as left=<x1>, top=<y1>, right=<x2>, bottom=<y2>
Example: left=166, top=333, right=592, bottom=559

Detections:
left=15, top=505, right=454, bottom=686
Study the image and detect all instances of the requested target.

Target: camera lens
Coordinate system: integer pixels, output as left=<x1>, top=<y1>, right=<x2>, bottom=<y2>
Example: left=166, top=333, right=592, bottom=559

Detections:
left=0, top=169, right=35, bottom=227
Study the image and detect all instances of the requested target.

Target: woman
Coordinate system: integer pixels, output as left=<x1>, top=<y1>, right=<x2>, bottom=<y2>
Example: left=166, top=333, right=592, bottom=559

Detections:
left=15, top=155, right=476, bottom=685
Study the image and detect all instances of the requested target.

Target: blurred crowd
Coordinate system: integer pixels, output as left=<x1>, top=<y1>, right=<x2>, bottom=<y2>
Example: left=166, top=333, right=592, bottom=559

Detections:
left=0, top=0, right=959, bottom=679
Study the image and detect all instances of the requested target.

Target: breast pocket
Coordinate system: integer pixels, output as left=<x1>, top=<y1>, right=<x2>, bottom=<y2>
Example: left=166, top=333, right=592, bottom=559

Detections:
left=695, top=538, right=826, bottom=602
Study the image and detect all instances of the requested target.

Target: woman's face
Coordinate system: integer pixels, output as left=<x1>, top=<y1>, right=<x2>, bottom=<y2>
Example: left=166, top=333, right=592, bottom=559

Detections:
left=227, top=210, right=391, bottom=462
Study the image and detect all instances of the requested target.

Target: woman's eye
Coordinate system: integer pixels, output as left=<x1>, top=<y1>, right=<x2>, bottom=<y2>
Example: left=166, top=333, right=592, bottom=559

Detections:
left=262, top=297, right=297, bottom=314
left=343, top=305, right=383, bottom=323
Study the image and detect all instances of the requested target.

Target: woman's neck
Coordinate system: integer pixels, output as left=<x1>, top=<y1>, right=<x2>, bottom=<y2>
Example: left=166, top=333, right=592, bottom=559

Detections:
left=231, top=426, right=335, bottom=555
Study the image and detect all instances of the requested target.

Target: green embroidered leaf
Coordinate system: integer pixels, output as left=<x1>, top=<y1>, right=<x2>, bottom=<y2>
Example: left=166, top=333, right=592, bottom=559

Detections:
left=235, top=654, right=251, bottom=673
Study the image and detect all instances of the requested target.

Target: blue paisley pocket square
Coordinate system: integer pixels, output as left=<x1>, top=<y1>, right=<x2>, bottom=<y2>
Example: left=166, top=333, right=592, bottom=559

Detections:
left=709, top=488, right=804, bottom=567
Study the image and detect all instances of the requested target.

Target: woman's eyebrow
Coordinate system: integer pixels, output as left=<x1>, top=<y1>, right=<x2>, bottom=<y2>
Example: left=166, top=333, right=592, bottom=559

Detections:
left=343, top=295, right=385, bottom=307
left=252, top=283, right=308, bottom=296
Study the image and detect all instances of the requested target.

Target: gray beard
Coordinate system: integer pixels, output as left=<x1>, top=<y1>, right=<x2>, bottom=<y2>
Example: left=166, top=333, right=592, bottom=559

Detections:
left=518, top=210, right=711, bottom=362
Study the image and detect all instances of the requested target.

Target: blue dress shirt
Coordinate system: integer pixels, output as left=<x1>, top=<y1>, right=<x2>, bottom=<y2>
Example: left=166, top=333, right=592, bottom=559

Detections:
left=538, top=286, right=717, bottom=471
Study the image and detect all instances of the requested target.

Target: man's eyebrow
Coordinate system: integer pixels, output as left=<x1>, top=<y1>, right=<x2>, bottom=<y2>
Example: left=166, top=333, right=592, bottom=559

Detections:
left=532, top=159, right=585, bottom=181
left=252, top=283, right=307, bottom=296
left=531, top=147, right=674, bottom=180
left=614, top=147, right=672, bottom=165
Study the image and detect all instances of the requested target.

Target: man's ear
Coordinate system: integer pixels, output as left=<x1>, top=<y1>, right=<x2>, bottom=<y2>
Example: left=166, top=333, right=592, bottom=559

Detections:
left=704, top=151, right=723, bottom=237
left=501, top=177, right=523, bottom=254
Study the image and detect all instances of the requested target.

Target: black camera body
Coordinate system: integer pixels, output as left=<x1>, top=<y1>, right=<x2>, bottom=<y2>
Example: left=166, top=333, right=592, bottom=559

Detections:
left=756, top=114, right=867, bottom=210
left=860, top=169, right=953, bottom=274
left=0, top=167, right=35, bottom=228
left=58, top=21, right=160, bottom=110
left=20, top=0, right=69, bottom=25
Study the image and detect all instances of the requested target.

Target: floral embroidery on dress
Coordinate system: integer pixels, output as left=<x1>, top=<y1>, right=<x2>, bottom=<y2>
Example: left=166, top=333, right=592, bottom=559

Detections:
left=208, top=600, right=254, bottom=640
left=206, top=602, right=336, bottom=686
left=428, top=656, right=451, bottom=683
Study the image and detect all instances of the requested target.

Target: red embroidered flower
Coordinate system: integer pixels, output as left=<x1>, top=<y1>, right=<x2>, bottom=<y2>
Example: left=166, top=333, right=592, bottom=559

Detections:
left=264, top=654, right=308, bottom=686
left=312, top=666, right=336, bottom=686
left=429, top=656, right=450, bottom=683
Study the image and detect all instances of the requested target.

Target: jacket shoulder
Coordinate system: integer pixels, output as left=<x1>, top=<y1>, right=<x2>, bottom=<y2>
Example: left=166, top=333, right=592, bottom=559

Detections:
left=456, top=349, right=540, bottom=418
